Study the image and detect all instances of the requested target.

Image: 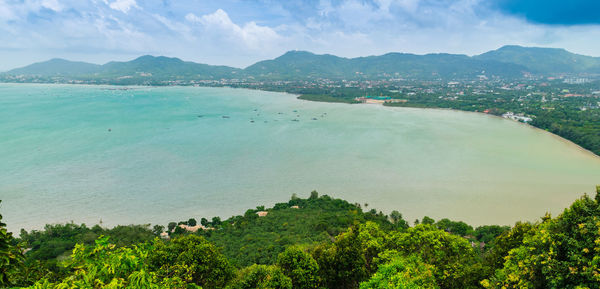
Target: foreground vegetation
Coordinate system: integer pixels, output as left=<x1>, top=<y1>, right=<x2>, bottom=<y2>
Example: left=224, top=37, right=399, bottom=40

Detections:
left=2, top=187, right=600, bottom=288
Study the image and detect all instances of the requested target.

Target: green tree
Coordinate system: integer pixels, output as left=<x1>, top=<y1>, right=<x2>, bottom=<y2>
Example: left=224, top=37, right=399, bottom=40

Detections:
left=312, top=224, right=374, bottom=289
left=228, top=264, right=292, bottom=289
left=188, top=218, right=197, bottom=227
left=277, top=246, right=320, bottom=289
left=389, top=211, right=408, bottom=229
left=0, top=200, right=24, bottom=287
left=149, top=235, right=234, bottom=288
left=435, top=218, right=473, bottom=236
left=27, top=236, right=193, bottom=288
left=211, top=217, right=222, bottom=227
left=389, top=224, right=477, bottom=289
left=359, top=255, right=438, bottom=289
left=481, top=221, right=535, bottom=273
left=421, top=216, right=435, bottom=225
left=152, top=225, right=165, bottom=236
left=473, top=225, right=510, bottom=245
left=483, top=189, right=600, bottom=289
left=168, top=222, right=177, bottom=232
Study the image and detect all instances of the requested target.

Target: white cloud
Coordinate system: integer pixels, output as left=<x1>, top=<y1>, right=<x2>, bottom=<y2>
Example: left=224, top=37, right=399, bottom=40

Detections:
left=186, top=9, right=281, bottom=50
left=394, top=0, right=420, bottom=13
left=41, top=0, right=63, bottom=12
left=0, top=1, right=16, bottom=21
left=1, top=0, right=600, bottom=71
left=108, top=0, right=138, bottom=13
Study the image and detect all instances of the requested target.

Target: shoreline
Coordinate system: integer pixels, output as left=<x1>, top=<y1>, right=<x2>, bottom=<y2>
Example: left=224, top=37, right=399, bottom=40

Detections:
left=2, top=82, right=599, bottom=234
left=1, top=81, right=598, bottom=158
left=1, top=81, right=597, bottom=159
left=296, top=95, right=600, bottom=159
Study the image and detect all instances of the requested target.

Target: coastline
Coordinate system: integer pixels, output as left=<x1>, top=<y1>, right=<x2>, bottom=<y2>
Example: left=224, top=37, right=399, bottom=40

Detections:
left=2, top=82, right=600, bottom=233
left=295, top=94, right=600, bottom=159
left=1, top=81, right=598, bottom=158
left=1, top=81, right=597, bottom=159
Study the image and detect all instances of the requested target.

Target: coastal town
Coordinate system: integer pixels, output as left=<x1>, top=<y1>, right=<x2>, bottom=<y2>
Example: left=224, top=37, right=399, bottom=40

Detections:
left=2, top=69, right=599, bottom=155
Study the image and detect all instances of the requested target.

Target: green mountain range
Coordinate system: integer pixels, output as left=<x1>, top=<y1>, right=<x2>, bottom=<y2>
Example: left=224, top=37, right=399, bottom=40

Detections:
left=7, top=58, right=102, bottom=76
left=245, top=50, right=528, bottom=80
left=475, top=45, right=600, bottom=74
left=4, top=45, right=600, bottom=82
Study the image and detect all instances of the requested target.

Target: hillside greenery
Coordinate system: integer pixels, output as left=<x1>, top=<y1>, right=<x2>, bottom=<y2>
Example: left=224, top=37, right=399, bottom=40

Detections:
left=2, top=186, right=600, bottom=288
left=475, top=45, right=600, bottom=74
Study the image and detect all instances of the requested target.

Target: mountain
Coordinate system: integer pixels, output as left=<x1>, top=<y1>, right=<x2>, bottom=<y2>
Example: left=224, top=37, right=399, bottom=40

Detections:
left=244, top=51, right=354, bottom=79
left=244, top=50, right=528, bottom=80
left=475, top=45, right=600, bottom=74
left=100, top=55, right=241, bottom=79
left=7, top=58, right=101, bottom=76
left=5, top=56, right=241, bottom=81
left=4, top=46, right=599, bottom=82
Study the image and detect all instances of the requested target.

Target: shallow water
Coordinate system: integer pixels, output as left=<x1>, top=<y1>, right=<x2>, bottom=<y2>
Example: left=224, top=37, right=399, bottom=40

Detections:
left=1, top=84, right=599, bottom=232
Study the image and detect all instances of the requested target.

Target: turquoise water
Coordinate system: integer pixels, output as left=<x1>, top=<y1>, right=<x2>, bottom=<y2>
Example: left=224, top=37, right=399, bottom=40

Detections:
left=1, top=83, right=599, bottom=232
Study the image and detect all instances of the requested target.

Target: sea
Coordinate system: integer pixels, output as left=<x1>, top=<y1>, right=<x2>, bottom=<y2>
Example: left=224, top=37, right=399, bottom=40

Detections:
left=1, top=83, right=599, bottom=232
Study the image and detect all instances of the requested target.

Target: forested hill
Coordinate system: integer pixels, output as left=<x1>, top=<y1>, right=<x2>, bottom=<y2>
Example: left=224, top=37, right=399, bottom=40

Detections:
left=6, top=58, right=101, bottom=76
left=243, top=50, right=528, bottom=80
left=4, top=55, right=241, bottom=84
left=2, top=187, right=600, bottom=288
left=476, top=45, right=600, bottom=74
left=3, top=45, right=599, bottom=82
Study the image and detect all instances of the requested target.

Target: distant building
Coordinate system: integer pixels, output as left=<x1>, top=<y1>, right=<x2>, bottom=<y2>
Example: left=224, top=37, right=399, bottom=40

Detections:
left=502, top=112, right=532, bottom=123
left=355, top=95, right=405, bottom=104
left=172, top=224, right=210, bottom=233
left=257, top=211, right=269, bottom=217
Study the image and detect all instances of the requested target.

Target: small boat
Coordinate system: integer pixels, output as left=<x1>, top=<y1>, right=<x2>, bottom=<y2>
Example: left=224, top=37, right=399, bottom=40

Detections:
left=222, top=116, right=230, bottom=119
left=291, top=119, right=299, bottom=122
left=312, top=118, right=317, bottom=120
left=197, top=115, right=204, bottom=118
left=250, top=120, right=255, bottom=123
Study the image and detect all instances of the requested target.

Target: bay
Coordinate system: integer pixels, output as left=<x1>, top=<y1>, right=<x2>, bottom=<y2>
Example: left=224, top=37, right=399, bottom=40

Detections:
left=1, top=83, right=599, bottom=232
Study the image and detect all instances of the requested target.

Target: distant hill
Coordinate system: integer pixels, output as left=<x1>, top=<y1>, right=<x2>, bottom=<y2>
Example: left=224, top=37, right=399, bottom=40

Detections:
left=4, top=46, right=599, bottom=82
left=244, top=51, right=354, bottom=79
left=475, top=45, right=600, bottom=74
left=100, top=55, right=241, bottom=79
left=7, top=58, right=101, bottom=76
left=244, top=50, right=528, bottom=80
left=5, top=56, right=241, bottom=82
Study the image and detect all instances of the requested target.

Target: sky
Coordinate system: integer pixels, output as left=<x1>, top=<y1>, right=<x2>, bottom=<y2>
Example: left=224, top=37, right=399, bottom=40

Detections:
left=0, top=0, right=599, bottom=71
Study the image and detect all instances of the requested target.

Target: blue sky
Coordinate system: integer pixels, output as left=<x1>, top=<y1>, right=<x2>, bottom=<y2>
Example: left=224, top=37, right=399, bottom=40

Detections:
left=1, top=0, right=599, bottom=71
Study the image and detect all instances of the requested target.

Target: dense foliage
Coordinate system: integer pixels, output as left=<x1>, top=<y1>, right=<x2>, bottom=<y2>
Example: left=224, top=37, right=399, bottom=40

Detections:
left=483, top=188, right=600, bottom=289
left=0, top=201, right=23, bottom=287
left=197, top=192, right=397, bottom=267
left=531, top=107, right=600, bottom=156
left=2, top=186, right=600, bottom=288
left=359, top=255, right=438, bottom=289
left=26, top=236, right=194, bottom=289
left=149, top=235, right=234, bottom=288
